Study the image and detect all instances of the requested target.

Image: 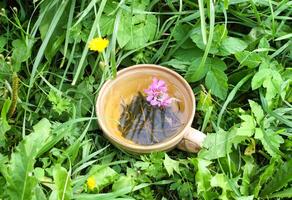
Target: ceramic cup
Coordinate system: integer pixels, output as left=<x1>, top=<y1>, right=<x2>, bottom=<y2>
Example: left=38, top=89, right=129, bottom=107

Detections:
left=96, top=64, right=206, bottom=154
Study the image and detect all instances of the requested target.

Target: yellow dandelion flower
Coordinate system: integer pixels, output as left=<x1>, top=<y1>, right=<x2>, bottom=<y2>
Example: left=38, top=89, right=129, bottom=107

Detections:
left=88, top=37, right=109, bottom=53
left=87, top=176, right=96, bottom=191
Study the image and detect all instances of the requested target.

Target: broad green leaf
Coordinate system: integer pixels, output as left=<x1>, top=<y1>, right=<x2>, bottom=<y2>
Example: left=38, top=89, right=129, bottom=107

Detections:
left=53, top=164, right=72, bottom=200
left=112, top=176, right=135, bottom=192
left=261, top=159, right=292, bottom=197
left=100, top=16, right=115, bottom=36
left=173, top=47, right=204, bottom=62
left=221, top=37, right=248, bottom=55
left=7, top=119, right=51, bottom=200
left=32, top=185, right=47, bottom=200
left=163, top=154, right=180, bottom=176
left=236, top=115, right=256, bottom=137
left=185, top=57, right=226, bottom=83
left=235, top=51, right=261, bottom=68
left=87, top=165, right=119, bottom=192
left=0, top=99, right=11, bottom=148
left=199, top=129, right=246, bottom=160
left=11, top=39, right=30, bottom=72
left=211, top=174, right=231, bottom=200
left=191, top=24, right=228, bottom=55
left=185, top=57, right=210, bottom=82
left=163, top=59, right=190, bottom=72
left=172, top=24, right=194, bottom=49
left=205, top=64, right=228, bottom=100
left=248, top=100, right=264, bottom=124
left=117, top=13, right=157, bottom=50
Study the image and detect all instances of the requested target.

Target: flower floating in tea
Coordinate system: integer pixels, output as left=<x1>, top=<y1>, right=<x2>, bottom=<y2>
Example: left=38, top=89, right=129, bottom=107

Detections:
left=144, top=78, right=173, bottom=107
left=118, top=78, right=183, bottom=145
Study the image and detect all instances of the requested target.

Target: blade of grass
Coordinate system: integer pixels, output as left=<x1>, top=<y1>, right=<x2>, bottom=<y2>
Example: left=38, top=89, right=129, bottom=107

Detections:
left=23, top=0, right=69, bottom=137
left=217, top=74, right=253, bottom=128
left=195, top=0, right=215, bottom=82
left=72, top=0, right=108, bottom=85
left=108, top=8, right=122, bottom=77
left=60, top=0, right=76, bottom=68
left=198, top=0, right=207, bottom=45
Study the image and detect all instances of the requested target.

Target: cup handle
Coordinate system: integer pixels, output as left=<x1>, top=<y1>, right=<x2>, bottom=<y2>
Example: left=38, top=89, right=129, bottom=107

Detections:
left=177, top=127, right=206, bottom=153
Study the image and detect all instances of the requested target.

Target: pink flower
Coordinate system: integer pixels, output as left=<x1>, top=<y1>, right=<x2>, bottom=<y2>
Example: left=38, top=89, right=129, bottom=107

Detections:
left=144, top=78, right=173, bottom=107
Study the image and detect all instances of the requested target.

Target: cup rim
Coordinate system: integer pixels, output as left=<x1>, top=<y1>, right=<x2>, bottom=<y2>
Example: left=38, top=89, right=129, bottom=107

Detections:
left=96, top=64, right=196, bottom=152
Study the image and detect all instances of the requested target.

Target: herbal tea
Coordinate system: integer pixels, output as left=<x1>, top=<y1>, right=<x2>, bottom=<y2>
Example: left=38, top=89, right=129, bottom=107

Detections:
left=103, top=73, right=190, bottom=145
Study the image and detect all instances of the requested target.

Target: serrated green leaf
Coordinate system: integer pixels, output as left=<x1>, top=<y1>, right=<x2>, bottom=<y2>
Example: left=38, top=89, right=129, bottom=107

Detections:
left=240, top=158, right=255, bottom=196
left=193, top=158, right=212, bottom=196
left=267, top=188, right=292, bottom=198
left=211, top=174, right=231, bottom=200
left=248, top=100, right=264, bottom=124
left=53, top=164, right=72, bottom=200
left=236, top=115, right=256, bottom=137
left=164, top=154, right=180, bottom=176
left=197, top=90, right=213, bottom=112
left=199, top=129, right=246, bottom=160
left=251, top=68, right=271, bottom=90
left=261, top=159, right=292, bottom=197
left=255, top=165, right=273, bottom=200
left=255, top=128, right=284, bottom=158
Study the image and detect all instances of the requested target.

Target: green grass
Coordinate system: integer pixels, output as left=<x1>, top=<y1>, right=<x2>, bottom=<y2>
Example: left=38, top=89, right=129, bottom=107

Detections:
left=0, top=0, right=292, bottom=199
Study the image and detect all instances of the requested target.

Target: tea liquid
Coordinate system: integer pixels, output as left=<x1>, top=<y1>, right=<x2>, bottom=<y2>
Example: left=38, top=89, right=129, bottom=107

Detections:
left=103, top=73, right=189, bottom=145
